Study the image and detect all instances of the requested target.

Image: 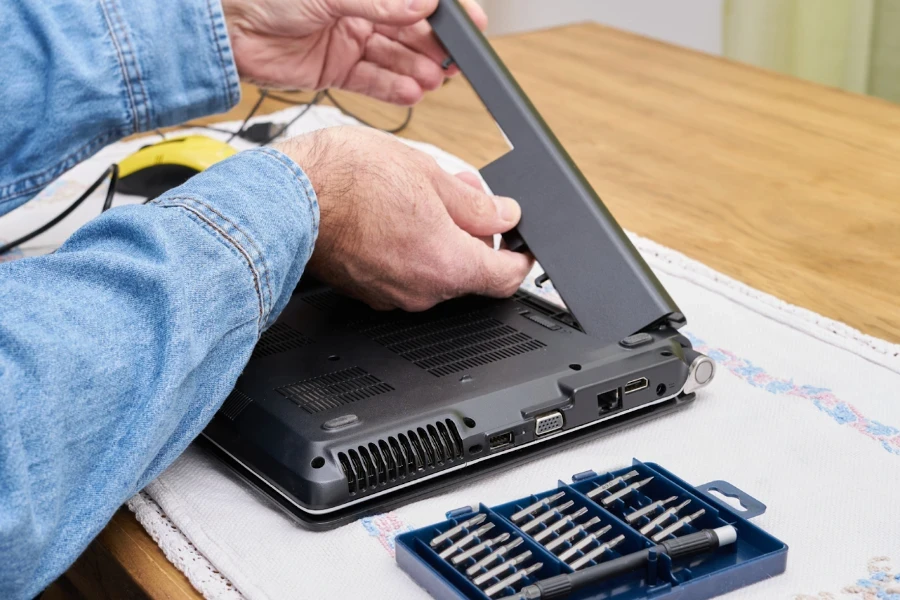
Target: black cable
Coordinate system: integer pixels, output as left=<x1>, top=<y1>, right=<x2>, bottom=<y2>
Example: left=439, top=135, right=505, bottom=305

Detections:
left=324, top=89, right=413, bottom=134
left=0, top=165, right=118, bottom=255
left=259, top=91, right=327, bottom=146
left=227, top=89, right=269, bottom=143
left=100, top=163, right=119, bottom=212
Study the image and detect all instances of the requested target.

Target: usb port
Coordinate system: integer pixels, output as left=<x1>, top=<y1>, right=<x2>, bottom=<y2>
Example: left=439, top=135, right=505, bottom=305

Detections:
left=624, top=377, right=649, bottom=394
left=489, top=431, right=514, bottom=451
left=597, top=388, right=622, bottom=414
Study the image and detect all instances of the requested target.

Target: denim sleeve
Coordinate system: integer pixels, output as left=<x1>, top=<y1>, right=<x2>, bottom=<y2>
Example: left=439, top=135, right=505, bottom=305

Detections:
left=0, top=147, right=318, bottom=599
left=0, top=0, right=240, bottom=214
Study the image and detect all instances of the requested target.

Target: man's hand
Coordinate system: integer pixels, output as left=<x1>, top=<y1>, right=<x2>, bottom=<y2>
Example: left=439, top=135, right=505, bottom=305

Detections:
left=222, top=0, right=487, bottom=105
left=277, top=127, right=533, bottom=311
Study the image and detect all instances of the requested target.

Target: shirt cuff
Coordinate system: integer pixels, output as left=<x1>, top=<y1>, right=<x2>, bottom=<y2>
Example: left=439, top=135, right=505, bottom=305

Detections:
left=105, top=0, right=241, bottom=132
left=151, top=147, right=319, bottom=331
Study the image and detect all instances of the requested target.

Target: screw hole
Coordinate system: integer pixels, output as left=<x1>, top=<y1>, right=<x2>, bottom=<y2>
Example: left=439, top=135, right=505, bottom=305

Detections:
left=656, top=383, right=667, bottom=396
left=463, top=417, right=476, bottom=428
left=468, top=444, right=483, bottom=454
left=569, top=364, right=582, bottom=371
left=327, top=354, right=340, bottom=361
left=311, top=456, right=325, bottom=469
left=660, top=350, right=673, bottom=357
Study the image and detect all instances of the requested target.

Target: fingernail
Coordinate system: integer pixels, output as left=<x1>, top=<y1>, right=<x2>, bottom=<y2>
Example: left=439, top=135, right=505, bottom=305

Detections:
left=493, top=196, right=519, bottom=223
left=407, top=0, right=428, bottom=12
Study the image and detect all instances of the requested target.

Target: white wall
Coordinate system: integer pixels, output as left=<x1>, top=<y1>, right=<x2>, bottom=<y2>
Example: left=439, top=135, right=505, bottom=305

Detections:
left=480, top=0, right=724, bottom=55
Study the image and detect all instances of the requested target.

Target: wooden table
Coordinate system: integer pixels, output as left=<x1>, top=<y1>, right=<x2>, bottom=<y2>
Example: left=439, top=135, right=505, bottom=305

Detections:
left=53, top=21, right=900, bottom=600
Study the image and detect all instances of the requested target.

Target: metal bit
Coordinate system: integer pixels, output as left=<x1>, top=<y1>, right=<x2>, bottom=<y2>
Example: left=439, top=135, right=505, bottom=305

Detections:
left=484, top=563, right=543, bottom=597
left=586, top=470, right=640, bottom=498
left=473, top=551, right=533, bottom=586
left=569, top=534, right=626, bottom=570
left=451, top=533, right=510, bottom=565
left=601, top=477, right=653, bottom=506
left=543, top=517, right=601, bottom=552
left=430, top=513, right=487, bottom=548
left=439, top=523, right=495, bottom=559
left=652, top=509, right=706, bottom=542
left=555, top=525, right=611, bottom=561
left=557, top=525, right=612, bottom=562
left=466, top=538, right=523, bottom=576
left=520, top=500, right=575, bottom=533
left=510, top=492, right=566, bottom=523
left=532, top=507, right=588, bottom=543
left=639, top=499, right=691, bottom=535
left=626, top=496, right=678, bottom=523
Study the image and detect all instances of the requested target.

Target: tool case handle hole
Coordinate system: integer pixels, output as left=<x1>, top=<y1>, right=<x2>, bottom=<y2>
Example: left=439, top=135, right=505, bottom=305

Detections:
left=697, top=481, right=766, bottom=519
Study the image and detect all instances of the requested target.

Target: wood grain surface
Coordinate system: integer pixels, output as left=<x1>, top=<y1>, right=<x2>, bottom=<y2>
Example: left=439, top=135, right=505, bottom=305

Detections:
left=54, top=21, right=899, bottom=600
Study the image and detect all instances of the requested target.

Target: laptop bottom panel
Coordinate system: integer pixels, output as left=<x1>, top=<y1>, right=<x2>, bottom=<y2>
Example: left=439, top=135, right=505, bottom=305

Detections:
left=202, top=286, right=706, bottom=530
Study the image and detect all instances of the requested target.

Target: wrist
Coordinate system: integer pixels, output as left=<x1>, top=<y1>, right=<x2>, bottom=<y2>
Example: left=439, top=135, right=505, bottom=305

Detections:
left=275, top=130, right=356, bottom=259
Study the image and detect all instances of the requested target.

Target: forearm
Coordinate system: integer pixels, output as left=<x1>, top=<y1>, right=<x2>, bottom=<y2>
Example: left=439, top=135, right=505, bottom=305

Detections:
left=0, top=148, right=317, bottom=598
left=0, top=0, right=240, bottom=214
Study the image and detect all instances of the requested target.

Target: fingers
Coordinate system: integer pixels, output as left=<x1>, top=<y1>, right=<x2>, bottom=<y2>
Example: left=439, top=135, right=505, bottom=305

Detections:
left=340, top=61, right=424, bottom=105
left=374, top=21, right=447, bottom=67
left=372, top=2, right=485, bottom=76
left=455, top=235, right=534, bottom=298
left=435, top=171, right=521, bottom=237
left=454, top=170, right=486, bottom=192
left=453, top=173, right=496, bottom=246
left=326, top=0, right=439, bottom=26
left=459, top=0, right=489, bottom=31
left=364, top=34, right=445, bottom=91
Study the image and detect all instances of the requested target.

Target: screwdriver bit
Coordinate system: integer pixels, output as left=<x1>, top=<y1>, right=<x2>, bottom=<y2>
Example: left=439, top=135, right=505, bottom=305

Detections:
left=430, top=513, right=487, bottom=548
left=586, top=470, right=639, bottom=499
left=569, top=534, right=625, bottom=570
left=639, top=499, right=691, bottom=535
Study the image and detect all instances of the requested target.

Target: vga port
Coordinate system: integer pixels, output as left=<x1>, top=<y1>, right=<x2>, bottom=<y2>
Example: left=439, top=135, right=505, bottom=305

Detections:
left=535, top=411, right=564, bottom=436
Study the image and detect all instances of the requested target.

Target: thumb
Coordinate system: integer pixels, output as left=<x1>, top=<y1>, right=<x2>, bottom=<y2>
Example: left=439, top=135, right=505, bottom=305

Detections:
left=437, top=171, right=522, bottom=236
left=455, top=234, right=534, bottom=299
left=326, top=0, right=438, bottom=25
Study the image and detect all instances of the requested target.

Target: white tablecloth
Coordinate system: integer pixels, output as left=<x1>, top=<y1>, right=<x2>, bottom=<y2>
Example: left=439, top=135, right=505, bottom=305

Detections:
left=8, top=105, right=898, bottom=599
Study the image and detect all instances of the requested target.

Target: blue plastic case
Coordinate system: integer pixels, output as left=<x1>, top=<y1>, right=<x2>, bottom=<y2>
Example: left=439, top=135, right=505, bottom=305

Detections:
left=396, top=459, right=787, bottom=599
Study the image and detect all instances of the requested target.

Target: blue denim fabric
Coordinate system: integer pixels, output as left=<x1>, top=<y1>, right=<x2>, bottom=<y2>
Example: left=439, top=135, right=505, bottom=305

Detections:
left=1, top=0, right=240, bottom=213
left=0, top=1, right=320, bottom=598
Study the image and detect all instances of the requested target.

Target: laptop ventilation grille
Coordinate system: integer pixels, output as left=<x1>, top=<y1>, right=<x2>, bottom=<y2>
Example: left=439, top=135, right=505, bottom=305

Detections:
left=336, top=419, right=464, bottom=494
left=220, top=388, right=254, bottom=420
left=250, top=322, right=313, bottom=359
left=356, top=312, right=546, bottom=377
left=275, top=367, right=394, bottom=414
left=302, top=289, right=347, bottom=312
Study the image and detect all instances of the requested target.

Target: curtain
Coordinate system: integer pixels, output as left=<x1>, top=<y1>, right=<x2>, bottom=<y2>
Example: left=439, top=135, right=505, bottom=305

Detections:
left=723, top=0, right=900, bottom=103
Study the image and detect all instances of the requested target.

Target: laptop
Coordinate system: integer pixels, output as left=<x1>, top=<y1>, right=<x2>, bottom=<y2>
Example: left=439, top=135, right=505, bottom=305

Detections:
left=200, top=0, right=716, bottom=531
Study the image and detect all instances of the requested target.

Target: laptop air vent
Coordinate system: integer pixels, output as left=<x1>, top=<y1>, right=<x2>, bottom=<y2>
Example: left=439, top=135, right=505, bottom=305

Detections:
left=220, top=388, right=254, bottom=420
left=275, top=367, right=394, bottom=414
left=336, top=419, right=464, bottom=494
left=250, top=322, right=313, bottom=360
left=356, top=312, right=546, bottom=377
left=302, top=289, right=345, bottom=312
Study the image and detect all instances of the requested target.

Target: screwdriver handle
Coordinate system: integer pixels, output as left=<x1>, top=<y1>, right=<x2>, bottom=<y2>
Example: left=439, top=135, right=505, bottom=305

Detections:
left=659, top=528, right=718, bottom=558
left=514, top=526, right=738, bottom=600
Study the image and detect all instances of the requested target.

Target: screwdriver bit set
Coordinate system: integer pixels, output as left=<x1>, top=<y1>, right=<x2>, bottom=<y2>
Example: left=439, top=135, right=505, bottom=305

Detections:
left=397, top=459, right=787, bottom=600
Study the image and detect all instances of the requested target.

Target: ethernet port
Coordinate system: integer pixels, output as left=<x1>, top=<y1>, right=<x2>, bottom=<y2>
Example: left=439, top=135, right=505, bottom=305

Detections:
left=598, top=388, right=622, bottom=414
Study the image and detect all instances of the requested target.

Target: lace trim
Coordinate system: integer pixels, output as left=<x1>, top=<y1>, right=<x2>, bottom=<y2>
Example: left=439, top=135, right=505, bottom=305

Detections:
left=127, top=492, right=244, bottom=599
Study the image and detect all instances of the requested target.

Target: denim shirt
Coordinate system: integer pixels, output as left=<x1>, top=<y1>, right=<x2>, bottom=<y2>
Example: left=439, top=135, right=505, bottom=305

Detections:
left=0, top=1, right=319, bottom=597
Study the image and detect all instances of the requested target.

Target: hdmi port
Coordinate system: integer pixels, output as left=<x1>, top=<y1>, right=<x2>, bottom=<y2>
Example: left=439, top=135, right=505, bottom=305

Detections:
left=624, top=377, right=649, bottom=394
left=489, top=431, right=514, bottom=451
